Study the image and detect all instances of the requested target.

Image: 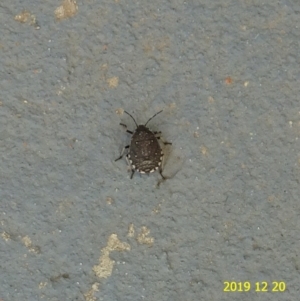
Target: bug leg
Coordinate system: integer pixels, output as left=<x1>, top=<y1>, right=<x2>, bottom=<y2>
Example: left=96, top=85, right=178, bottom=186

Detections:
left=115, top=145, right=129, bottom=161
left=159, top=166, right=165, bottom=179
left=125, top=154, right=135, bottom=179
left=156, top=136, right=172, bottom=145
left=120, top=123, right=133, bottom=134
left=154, top=132, right=172, bottom=145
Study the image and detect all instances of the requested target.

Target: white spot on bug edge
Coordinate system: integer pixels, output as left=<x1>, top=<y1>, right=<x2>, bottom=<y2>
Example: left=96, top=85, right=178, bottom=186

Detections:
left=132, top=165, right=135, bottom=169
left=150, top=169, right=155, bottom=173
left=140, top=171, right=145, bottom=174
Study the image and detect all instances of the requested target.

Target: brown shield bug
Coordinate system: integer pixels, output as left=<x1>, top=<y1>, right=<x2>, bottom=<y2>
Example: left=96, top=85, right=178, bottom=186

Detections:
left=115, top=110, right=172, bottom=179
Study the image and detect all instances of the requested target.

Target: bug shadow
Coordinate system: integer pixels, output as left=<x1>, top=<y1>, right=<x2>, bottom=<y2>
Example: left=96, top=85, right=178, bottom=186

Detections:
left=156, top=148, right=183, bottom=188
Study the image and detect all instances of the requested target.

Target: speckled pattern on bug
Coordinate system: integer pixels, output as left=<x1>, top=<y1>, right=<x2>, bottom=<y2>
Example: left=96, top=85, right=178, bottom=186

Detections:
left=115, top=110, right=172, bottom=179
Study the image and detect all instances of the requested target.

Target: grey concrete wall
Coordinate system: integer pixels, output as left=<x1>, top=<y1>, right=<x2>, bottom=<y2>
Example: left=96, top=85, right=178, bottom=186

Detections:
left=1, top=0, right=299, bottom=300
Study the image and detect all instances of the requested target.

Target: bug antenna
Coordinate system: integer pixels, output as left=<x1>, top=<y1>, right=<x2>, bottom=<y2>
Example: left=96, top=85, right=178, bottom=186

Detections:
left=124, top=111, right=138, bottom=128
left=145, top=110, right=163, bottom=126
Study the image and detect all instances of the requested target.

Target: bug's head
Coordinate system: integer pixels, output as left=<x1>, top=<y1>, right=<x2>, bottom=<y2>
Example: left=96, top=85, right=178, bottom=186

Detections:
left=136, top=124, right=149, bottom=132
left=124, top=110, right=163, bottom=128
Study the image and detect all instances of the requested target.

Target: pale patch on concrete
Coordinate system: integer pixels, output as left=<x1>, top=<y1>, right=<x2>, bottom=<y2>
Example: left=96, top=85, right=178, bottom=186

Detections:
left=115, top=108, right=124, bottom=116
left=107, top=77, right=119, bottom=88
left=93, top=234, right=130, bottom=279
left=14, top=10, right=39, bottom=29
left=39, top=282, right=47, bottom=289
left=55, top=0, right=78, bottom=20
left=136, top=226, right=154, bottom=246
left=106, top=197, right=113, bottom=205
left=21, top=235, right=40, bottom=253
left=1, top=231, right=10, bottom=241
left=22, top=235, right=32, bottom=248
left=127, top=223, right=135, bottom=237
left=84, top=283, right=99, bottom=301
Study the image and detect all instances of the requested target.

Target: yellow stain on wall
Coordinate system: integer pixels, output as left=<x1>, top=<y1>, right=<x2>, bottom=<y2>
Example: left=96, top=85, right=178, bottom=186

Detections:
left=93, top=234, right=130, bottom=279
left=55, top=0, right=78, bottom=20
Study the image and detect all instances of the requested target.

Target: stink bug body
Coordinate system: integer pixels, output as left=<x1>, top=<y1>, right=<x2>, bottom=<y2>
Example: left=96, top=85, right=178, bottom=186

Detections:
left=115, top=110, right=171, bottom=179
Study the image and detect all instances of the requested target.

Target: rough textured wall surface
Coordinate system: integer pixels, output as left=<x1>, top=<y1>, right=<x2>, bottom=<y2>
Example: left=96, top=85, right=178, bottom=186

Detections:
left=1, top=0, right=299, bottom=300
